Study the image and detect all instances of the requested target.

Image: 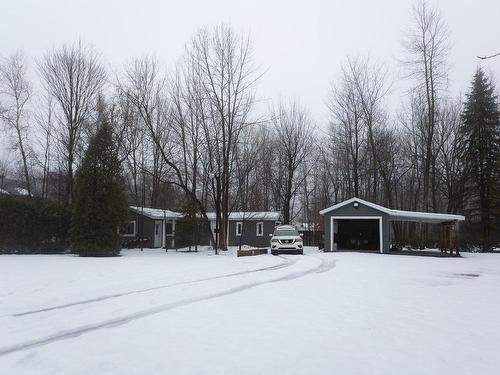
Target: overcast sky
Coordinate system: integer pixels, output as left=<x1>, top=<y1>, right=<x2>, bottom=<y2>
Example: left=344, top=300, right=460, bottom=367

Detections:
left=1, top=0, right=499, bottom=138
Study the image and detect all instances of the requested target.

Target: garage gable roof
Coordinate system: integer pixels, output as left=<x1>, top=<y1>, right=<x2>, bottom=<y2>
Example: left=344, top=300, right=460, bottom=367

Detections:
left=319, top=197, right=465, bottom=224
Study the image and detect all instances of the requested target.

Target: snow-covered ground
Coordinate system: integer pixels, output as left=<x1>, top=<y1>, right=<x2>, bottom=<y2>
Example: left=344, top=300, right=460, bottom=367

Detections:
left=1, top=248, right=500, bottom=374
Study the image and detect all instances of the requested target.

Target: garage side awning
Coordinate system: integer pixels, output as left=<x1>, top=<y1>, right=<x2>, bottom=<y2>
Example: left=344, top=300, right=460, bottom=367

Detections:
left=388, top=209, right=464, bottom=224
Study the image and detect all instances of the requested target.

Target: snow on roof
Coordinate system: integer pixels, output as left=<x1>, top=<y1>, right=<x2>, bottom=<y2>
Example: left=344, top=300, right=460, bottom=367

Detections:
left=205, top=212, right=281, bottom=221
left=389, top=209, right=465, bottom=223
left=129, top=207, right=280, bottom=222
left=296, top=222, right=321, bottom=231
left=0, top=188, right=9, bottom=195
left=14, top=187, right=29, bottom=196
left=319, top=197, right=465, bottom=224
left=129, top=206, right=184, bottom=220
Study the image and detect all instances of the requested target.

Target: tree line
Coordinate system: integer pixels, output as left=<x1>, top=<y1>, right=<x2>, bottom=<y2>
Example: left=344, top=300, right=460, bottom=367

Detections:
left=0, top=1, right=499, bottom=250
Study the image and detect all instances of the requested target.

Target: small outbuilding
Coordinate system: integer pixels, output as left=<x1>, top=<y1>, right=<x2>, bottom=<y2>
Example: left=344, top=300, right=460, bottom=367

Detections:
left=320, top=197, right=465, bottom=254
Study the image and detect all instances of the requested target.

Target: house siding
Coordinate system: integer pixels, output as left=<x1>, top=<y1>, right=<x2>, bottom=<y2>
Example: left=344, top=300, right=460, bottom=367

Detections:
left=323, top=201, right=390, bottom=253
left=126, top=210, right=158, bottom=248
left=228, top=220, right=276, bottom=248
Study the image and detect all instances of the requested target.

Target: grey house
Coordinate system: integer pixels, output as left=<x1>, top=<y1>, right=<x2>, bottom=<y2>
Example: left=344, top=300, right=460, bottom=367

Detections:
left=205, top=212, right=281, bottom=248
left=121, top=207, right=281, bottom=249
left=121, top=207, right=183, bottom=248
left=320, top=197, right=465, bottom=253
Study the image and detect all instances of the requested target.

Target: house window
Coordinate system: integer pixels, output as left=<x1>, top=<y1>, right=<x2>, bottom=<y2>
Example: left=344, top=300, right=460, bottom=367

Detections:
left=119, top=221, right=136, bottom=237
left=166, top=221, right=173, bottom=236
left=236, top=222, right=243, bottom=236
left=256, top=222, right=264, bottom=236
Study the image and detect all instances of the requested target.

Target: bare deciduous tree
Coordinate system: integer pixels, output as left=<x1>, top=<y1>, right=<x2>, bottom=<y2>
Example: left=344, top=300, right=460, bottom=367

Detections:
left=435, top=97, right=466, bottom=213
left=33, top=95, right=54, bottom=199
left=403, top=0, right=451, bottom=212
left=38, top=41, right=106, bottom=205
left=0, top=51, right=33, bottom=196
left=186, top=24, right=260, bottom=250
left=119, top=56, right=174, bottom=207
left=328, top=65, right=367, bottom=199
left=271, top=100, right=314, bottom=224
left=345, top=56, right=390, bottom=203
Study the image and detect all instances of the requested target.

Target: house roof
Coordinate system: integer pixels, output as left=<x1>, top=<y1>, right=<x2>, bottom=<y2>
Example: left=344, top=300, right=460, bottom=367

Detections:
left=0, top=186, right=29, bottom=196
left=129, top=206, right=281, bottom=222
left=319, top=197, right=465, bottom=224
left=205, top=211, right=281, bottom=221
left=129, top=206, right=184, bottom=220
left=14, top=187, right=29, bottom=196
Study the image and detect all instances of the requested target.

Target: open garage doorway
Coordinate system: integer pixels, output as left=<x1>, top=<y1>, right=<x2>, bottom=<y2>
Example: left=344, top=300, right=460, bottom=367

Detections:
left=332, top=217, right=382, bottom=252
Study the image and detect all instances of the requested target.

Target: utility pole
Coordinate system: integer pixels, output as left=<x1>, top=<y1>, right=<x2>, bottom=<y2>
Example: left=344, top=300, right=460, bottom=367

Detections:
left=210, top=171, right=220, bottom=255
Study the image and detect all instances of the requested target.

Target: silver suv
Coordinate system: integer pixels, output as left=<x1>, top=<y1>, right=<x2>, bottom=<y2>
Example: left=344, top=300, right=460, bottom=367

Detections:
left=270, top=225, right=303, bottom=255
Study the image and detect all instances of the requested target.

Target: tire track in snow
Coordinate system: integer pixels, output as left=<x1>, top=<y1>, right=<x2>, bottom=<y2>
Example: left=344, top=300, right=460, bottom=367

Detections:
left=8, top=256, right=297, bottom=318
left=0, top=255, right=335, bottom=357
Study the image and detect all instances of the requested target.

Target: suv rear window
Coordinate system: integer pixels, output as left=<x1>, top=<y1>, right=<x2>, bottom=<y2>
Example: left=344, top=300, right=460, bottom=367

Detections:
left=274, top=229, right=299, bottom=236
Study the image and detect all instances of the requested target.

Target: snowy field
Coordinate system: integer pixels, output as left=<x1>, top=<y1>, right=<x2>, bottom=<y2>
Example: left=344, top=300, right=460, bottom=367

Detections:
left=1, top=248, right=500, bottom=375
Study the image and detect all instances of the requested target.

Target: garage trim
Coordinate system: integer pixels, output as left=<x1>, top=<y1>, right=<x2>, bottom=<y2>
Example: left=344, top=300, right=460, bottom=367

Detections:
left=330, top=216, right=383, bottom=253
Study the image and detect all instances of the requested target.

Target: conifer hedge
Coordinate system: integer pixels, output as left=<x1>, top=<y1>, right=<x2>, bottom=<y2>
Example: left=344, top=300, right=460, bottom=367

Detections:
left=0, top=196, right=70, bottom=254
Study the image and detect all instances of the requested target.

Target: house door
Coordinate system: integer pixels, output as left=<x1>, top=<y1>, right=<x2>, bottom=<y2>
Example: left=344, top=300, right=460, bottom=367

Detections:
left=154, top=221, right=163, bottom=248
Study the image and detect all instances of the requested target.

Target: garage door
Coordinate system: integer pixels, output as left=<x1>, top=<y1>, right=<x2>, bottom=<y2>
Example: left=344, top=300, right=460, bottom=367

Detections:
left=335, top=219, right=380, bottom=251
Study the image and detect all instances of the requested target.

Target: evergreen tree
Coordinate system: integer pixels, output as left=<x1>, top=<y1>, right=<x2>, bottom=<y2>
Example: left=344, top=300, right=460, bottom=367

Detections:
left=71, top=111, right=129, bottom=256
left=461, top=68, right=500, bottom=250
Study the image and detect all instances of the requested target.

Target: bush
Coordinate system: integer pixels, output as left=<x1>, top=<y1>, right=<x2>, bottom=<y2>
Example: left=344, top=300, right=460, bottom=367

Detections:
left=174, top=218, right=212, bottom=250
left=0, top=196, right=71, bottom=254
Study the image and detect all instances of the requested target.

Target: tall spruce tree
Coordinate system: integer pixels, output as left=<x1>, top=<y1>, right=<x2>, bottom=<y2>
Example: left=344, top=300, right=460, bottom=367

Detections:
left=461, top=68, right=500, bottom=250
left=71, top=111, right=128, bottom=256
